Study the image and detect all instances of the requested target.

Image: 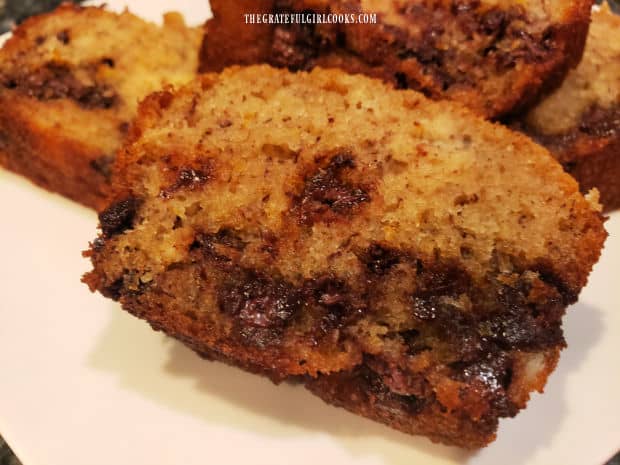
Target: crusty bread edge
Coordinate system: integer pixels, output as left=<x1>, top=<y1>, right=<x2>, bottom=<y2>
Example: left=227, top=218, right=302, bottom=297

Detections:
left=566, top=134, right=620, bottom=212
left=498, top=0, right=595, bottom=118
left=0, top=93, right=109, bottom=210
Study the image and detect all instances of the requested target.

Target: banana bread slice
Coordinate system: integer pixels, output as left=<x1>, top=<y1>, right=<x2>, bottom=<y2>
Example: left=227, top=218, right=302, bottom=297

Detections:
left=516, top=2, right=620, bottom=211
left=199, top=0, right=593, bottom=119
left=0, top=4, right=201, bottom=209
left=83, top=65, right=606, bottom=447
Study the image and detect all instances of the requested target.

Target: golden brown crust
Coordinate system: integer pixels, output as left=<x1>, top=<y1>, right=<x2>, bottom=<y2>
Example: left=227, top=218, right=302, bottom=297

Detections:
left=84, top=66, right=606, bottom=448
left=0, top=4, right=201, bottom=209
left=200, top=0, right=594, bottom=118
left=517, top=3, right=620, bottom=211
left=503, top=0, right=592, bottom=116
left=0, top=91, right=111, bottom=208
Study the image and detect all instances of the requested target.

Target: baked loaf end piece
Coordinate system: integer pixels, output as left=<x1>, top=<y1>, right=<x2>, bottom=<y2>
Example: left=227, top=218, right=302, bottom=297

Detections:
left=200, top=0, right=593, bottom=119
left=518, top=3, right=620, bottom=211
left=84, top=66, right=606, bottom=447
left=0, top=4, right=201, bottom=209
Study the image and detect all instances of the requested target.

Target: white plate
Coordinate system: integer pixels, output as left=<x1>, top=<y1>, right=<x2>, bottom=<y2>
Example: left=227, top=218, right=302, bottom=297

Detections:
left=0, top=2, right=619, bottom=464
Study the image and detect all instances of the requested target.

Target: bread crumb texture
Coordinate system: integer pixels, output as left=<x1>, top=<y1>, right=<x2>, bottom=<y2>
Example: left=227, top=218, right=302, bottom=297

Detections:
left=85, top=66, right=606, bottom=447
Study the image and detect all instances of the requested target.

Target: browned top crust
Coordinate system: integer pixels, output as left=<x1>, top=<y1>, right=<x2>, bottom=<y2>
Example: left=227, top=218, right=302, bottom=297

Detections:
left=517, top=3, right=620, bottom=210
left=84, top=66, right=606, bottom=447
left=200, top=0, right=593, bottom=118
left=0, top=4, right=201, bottom=209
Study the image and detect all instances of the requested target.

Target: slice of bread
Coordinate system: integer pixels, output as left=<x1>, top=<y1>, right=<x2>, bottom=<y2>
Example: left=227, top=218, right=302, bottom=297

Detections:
left=517, top=2, right=620, bottom=211
left=83, top=65, right=606, bottom=447
left=200, top=0, right=593, bottom=118
left=0, top=4, right=201, bottom=209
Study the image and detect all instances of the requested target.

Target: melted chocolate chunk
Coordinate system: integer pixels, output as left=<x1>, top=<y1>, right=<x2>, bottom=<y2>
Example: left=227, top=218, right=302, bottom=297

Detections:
left=361, top=243, right=402, bottom=275
left=578, top=104, right=620, bottom=139
left=101, top=57, right=115, bottom=68
left=218, top=272, right=303, bottom=330
left=406, top=256, right=567, bottom=358
left=190, top=229, right=247, bottom=262
left=359, top=362, right=427, bottom=415
left=479, top=305, right=564, bottom=350
left=101, top=278, right=123, bottom=301
left=294, top=153, right=370, bottom=225
left=498, top=29, right=552, bottom=69
left=394, top=72, right=409, bottom=90
left=480, top=9, right=507, bottom=35
left=160, top=166, right=211, bottom=198
left=271, top=26, right=316, bottom=71
left=2, top=63, right=117, bottom=109
left=213, top=229, right=247, bottom=251
left=216, top=265, right=366, bottom=347
left=415, top=260, right=471, bottom=298
left=530, top=259, right=577, bottom=304
left=56, top=29, right=70, bottom=44
left=270, top=2, right=337, bottom=71
left=99, top=197, right=141, bottom=238
left=264, top=1, right=555, bottom=97
left=365, top=355, right=430, bottom=397
left=401, top=329, right=432, bottom=356
left=451, top=352, right=518, bottom=417
left=306, top=276, right=366, bottom=335
left=396, top=17, right=445, bottom=67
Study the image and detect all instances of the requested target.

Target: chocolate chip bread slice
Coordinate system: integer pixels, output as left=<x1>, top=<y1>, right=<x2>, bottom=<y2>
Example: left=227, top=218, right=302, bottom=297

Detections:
left=200, top=0, right=593, bottom=118
left=0, top=4, right=201, bottom=209
left=83, top=65, right=606, bottom=448
left=516, top=2, right=620, bottom=211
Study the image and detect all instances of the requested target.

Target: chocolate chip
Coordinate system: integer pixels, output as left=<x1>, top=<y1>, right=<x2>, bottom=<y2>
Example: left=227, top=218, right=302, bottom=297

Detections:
left=294, top=153, right=370, bottom=225
left=2, top=63, right=117, bottom=109
left=270, top=21, right=328, bottom=71
left=160, top=166, right=211, bottom=198
left=360, top=243, right=401, bottom=275
left=394, top=72, right=408, bottom=90
left=101, top=57, right=115, bottom=68
left=218, top=273, right=302, bottom=329
left=480, top=10, right=506, bottom=35
left=56, top=29, right=70, bottom=44
left=190, top=229, right=247, bottom=262
left=578, top=104, right=620, bottom=138
left=99, top=197, right=141, bottom=238
left=451, top=352, right=517, bottom=416
left=101, top=278, right=123, bottom=301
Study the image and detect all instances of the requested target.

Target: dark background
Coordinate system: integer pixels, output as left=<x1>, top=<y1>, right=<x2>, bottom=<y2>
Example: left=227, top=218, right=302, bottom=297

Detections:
left=0, top=0, right=618, bottom=464
left=0, top=0, right=83, bottom=33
